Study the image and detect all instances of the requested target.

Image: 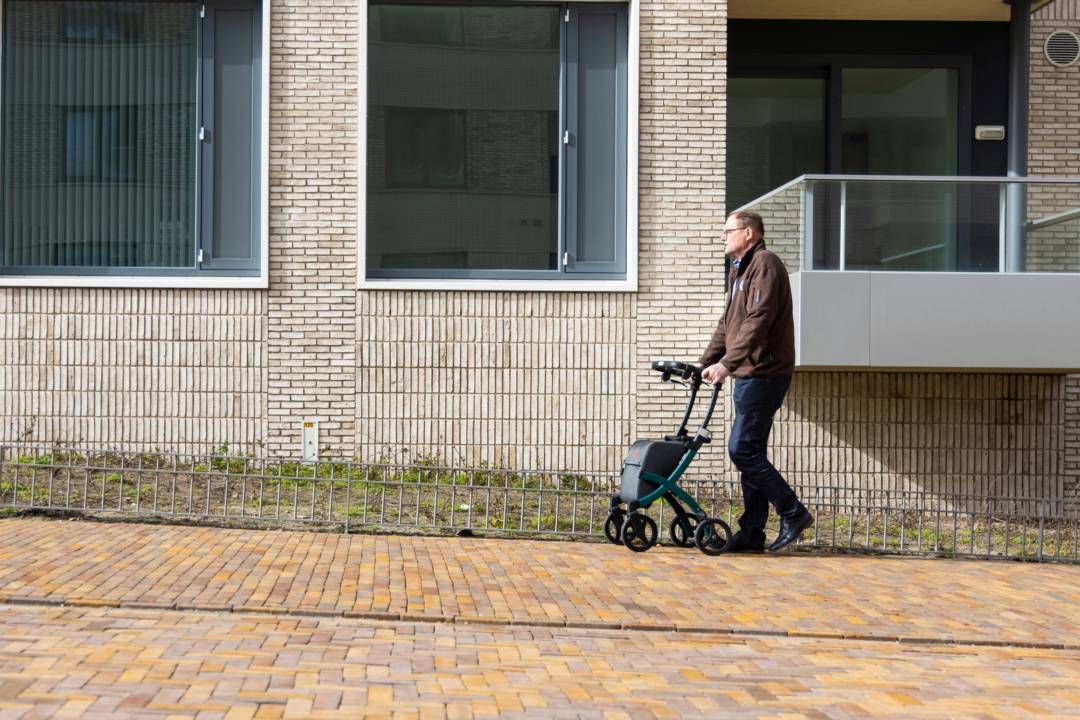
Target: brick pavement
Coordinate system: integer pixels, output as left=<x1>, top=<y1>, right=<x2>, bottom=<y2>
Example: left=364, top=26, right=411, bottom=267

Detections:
left=1, top=519, right=1079, bottom=647
left=1, top=518, right=1079, bottom=718
left=0, top=605, right=1078, bottom=719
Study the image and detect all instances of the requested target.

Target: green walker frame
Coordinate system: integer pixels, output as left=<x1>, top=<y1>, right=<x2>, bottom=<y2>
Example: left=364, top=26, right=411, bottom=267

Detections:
left=604, top=361, right=733, bottom=555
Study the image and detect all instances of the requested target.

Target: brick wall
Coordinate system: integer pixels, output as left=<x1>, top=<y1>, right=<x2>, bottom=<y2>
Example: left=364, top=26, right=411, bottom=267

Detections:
left=635, top=0, right=729, bottom=472
left=355, top=291, right=635, bottom=470
left=1029, top=0, right=1080, bottom=511
left=1066, top=375, right=1080, bottom=513
left=740, top=183, right=803, bottom=271
left=266, top=0, right=359, bottom=456
left=1028, top=16, right=1080, bottom=273
left=0, top=290, right=266, bottom=453
left=0, top=0, right=1077, bottom=517
left=770, top=373, right=1064, bottom=501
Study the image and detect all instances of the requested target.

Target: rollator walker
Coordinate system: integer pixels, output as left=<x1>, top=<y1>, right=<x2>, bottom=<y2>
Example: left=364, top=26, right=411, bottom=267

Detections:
left=604, top=361, right=733, bottom=555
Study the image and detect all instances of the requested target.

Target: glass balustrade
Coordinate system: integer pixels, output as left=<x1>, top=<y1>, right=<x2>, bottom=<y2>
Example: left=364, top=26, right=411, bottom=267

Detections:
left=735, top=175, right=1080, bottom=274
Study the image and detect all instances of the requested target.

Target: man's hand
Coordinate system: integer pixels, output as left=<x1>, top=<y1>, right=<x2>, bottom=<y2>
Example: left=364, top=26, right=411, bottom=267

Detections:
left=701, top=363, right=730, bottom=385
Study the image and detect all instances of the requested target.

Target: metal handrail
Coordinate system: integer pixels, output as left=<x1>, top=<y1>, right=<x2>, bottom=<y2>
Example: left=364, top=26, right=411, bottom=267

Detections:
left=881, top=242, right=947, bottom=266
left=1027, top=206, right=1080, bottom=231
left=734, top=173, right=1080, bottom=215
left=782, top=173, right=1080, bottom=185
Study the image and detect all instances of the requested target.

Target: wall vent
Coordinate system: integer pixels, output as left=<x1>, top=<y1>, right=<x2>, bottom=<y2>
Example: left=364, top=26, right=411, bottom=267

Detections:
left=1045, top=30, right=1080, bottom=67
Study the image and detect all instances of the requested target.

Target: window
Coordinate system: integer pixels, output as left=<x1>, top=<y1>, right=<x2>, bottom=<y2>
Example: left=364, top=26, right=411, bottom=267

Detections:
left=1, top=0, right=262, bottom=277
left=366, top=2, right=629, bottom=280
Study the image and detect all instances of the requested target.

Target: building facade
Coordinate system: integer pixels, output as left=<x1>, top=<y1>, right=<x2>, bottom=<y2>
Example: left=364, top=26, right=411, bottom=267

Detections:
left=1, top=0, right=1078, bottom=510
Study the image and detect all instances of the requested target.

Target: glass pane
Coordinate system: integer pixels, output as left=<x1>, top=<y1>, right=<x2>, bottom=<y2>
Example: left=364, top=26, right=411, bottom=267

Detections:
left=2, top=1, right=197, bottom=269
left=726, top=77, right=826, bottom=212
left=367, top=4, right=559, bottom=273
left=845, top=183, right=959, bottom=270
left=1026, top=183, right=1080, bottom=272
left=386, top=108, right=465, bottom=188
left=809, top=179, right=1001, bottom=272
left=841, top=68, right=957, bottom=175
left=841, top=68, right=959, bottom=270
left=378, top=5, right=463, bottom=46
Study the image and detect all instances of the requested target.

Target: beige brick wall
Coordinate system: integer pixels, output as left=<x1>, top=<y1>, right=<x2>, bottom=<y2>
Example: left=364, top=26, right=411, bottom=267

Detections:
left=266, top=0, right=359, bottom=456
left=353, top=0, right=732, bottom=474
left=1028, top=13, right=1080, bottom=273
left=1066, top=375, right=1080, bottom=513
left=0, top=1, right=1077, bottom=516
left=356, top=292, right=635, bottom=470
left=1029, top=1, right=1080, bottom=510
left=0, top=290, right=266, bottom=453
left=635, top=0, right=729, bottom=471
left=770, top=373, right=1064, bottom=502
left=739, top=183, right=803, bottom=272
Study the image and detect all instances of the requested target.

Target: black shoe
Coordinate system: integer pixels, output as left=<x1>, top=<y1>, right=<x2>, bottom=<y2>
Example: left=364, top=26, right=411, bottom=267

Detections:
left=767, top=509, right=813, bottom=552
left=725, top=531, right=766, bottom=553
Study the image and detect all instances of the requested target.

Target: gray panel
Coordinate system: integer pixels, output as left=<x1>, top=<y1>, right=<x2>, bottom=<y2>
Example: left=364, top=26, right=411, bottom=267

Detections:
left=577, top=13, right=617, bottom=264
left=212, top=9, right=255, bottom=261
left=793, top=271, right=871, bottom=367
left=869, top=273, right=1080, bottom=370
left=794, top=271, right=1080, bottom=371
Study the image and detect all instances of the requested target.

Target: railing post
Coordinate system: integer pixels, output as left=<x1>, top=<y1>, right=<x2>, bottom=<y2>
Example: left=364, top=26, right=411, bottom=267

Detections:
left=998, top=182, right=1008, bottom=273
left=839, top=180, right=847, bottom=271
left=1037, top=511, right=1045, bottom=562
left=1006, top=180, right=1027, bottom=273
left=802, top=181, right=814, bottom=271
left=1006, top=0, right=1030, bottom=272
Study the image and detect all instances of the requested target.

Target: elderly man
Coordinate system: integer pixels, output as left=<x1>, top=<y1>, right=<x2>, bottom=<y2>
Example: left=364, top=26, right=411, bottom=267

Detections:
left=700, top=210, right=812, bottom=553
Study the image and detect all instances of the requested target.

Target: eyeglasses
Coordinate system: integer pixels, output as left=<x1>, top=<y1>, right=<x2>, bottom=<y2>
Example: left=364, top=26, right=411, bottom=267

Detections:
left=722, top=226, right=747, bottom=235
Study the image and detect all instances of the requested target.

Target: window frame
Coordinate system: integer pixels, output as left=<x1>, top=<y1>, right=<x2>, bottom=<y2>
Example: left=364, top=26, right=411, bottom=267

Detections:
left=358, top=0, right=639, bottom=291
left=0, top=0, right=270, bottom=289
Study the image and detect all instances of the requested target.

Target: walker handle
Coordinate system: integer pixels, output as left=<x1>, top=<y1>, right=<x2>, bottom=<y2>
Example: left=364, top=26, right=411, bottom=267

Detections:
left=651, top=360, right=702, bottom=384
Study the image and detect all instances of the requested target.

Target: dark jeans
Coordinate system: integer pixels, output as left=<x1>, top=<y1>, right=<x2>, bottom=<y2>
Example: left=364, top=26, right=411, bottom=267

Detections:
left=727, top=376, right=802, bottom=536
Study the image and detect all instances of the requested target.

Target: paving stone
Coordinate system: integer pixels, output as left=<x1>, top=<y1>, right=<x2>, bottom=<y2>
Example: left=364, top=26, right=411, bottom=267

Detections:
left=1, top=518, right=1079, bottom=717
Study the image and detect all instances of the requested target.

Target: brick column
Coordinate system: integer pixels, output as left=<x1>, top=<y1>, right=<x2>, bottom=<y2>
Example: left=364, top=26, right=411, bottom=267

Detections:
left=1030, top=6, right=1080, bottom=515
left=635, top=0, right=728, bottom=475
left=1065, top=375, right=1080, bottom=516
left=266, top=0, right=358, bottom=457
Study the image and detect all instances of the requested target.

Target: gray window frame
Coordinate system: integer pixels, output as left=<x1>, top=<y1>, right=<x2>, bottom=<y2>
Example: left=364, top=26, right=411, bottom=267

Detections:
left=198, top=0, right=262, bottom=274
left=0, top=0, right=262, bottom=278
left=564, top=3, right=627, bottom=275
left=366, top=1, right=629, bottom=281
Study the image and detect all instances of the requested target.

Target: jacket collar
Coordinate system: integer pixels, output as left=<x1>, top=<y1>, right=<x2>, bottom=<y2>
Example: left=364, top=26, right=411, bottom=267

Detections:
left=733, top=241, right=765, bottom=275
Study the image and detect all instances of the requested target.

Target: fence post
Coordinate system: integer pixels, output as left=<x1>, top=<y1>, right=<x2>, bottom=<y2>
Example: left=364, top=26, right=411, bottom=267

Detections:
left=1037, top=511, right=1045, bottom=562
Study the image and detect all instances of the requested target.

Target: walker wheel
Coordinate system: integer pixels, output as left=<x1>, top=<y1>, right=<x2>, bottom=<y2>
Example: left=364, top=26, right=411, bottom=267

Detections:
left=669, top=515, right=698, bottom=548
left=694, top=518, right=733, bottom=556
left=621, top=513, right=659, bottom=553
left=603, top=510, right=626, bottom=545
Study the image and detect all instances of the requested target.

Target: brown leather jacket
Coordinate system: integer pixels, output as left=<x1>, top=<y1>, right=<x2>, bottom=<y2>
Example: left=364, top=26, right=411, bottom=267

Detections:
left=699, top=242, right=795, bottom=378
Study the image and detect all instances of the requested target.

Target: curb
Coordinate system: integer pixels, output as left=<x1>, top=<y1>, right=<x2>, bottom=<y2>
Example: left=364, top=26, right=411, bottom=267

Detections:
left=0, top=596, right=1074, bottom=652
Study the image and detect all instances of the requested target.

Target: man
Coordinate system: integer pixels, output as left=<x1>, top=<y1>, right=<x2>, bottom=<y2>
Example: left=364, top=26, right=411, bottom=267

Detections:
left=700, top=211, right=812, bottom=553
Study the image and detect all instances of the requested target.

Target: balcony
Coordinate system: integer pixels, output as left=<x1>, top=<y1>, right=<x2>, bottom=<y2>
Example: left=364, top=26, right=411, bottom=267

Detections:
left=738, top=175, right=1080, bottom=371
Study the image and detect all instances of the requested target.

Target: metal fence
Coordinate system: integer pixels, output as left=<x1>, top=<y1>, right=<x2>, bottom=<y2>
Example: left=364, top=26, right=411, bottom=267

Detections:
left=2, top=446, right=1077, bottom=563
